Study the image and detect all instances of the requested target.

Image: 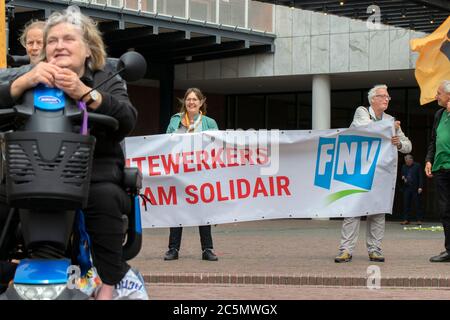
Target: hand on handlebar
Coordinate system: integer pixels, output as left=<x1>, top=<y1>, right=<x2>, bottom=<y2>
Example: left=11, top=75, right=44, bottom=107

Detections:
left=53, top=68, right=91, bottom=101
left=26, top=61, right=61, bottom=88
left=10, top=62, right=61, bottom=98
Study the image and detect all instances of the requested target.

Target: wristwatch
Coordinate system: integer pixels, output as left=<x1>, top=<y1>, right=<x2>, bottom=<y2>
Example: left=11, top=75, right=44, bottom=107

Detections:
left=85, top=90, right=100, bottom=106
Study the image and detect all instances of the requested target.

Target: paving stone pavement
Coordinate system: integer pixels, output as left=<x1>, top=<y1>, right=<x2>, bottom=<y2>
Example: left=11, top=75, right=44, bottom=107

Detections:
left=129, top=219, right=450, bottom=299
left=148, top=284, right=450, bottom=300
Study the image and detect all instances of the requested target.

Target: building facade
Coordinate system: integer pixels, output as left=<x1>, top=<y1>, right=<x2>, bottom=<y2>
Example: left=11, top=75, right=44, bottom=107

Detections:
left=4, top=0, right=449, bottom=220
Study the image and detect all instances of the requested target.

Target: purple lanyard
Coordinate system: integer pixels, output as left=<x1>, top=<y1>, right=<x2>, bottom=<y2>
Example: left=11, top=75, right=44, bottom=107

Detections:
left=77, top=101, right=88, bottom=135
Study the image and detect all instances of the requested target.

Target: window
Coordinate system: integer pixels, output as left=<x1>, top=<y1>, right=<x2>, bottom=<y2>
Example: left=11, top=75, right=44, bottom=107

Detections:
left=190, top=0, right=216, bottom=22
left=249, top=0, right=273, bottom=32
left=330, top=91, right=362, bottom=128
left=297, top=93, right=312, bottom=129
left=235, top=95, right=265, bottom=130
left=125, top=0, right=139, bottom=10
left=219, top=0, right=245, bottom=28
left=93, top=0, right=123, bottom=7
left=139, top=0, right=155, bottom=12
left=110, top=0, right=123, bottom=6
left=267, top=94, right=297, bottom=130
left=157, top=0, right=186, bottom=18
left=386, top=88, right=407, bottom=122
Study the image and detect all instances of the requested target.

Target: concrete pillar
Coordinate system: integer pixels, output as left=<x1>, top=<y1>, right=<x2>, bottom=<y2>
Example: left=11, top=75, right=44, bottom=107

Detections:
left=312, top=75, right=331, bottom=221
left=312, top=74, right=331, bottom=130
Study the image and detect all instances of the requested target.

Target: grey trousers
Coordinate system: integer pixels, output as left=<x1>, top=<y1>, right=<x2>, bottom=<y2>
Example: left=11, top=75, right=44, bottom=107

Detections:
left=338, top=214, right=385, bottom=254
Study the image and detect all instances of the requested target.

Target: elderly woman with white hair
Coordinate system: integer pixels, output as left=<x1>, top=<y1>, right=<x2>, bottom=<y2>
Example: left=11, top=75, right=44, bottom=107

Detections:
left=0, top=6, right=139, bottom=299
left=334, top=84, right=412, bottom=264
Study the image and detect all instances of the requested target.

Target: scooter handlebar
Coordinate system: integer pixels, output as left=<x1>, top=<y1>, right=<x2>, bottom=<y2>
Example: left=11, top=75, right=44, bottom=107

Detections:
left=70, top=112, right=119, bottom=131
left=0, top=108, right=18, bottom=117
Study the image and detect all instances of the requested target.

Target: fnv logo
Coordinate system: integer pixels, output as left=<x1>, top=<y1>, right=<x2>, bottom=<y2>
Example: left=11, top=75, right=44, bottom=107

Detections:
left=314, top=135, right=381, bottom=205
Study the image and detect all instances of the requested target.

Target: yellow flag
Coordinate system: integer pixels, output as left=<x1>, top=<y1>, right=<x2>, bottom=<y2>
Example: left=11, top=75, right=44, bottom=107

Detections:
left=0, top=0, right=6, bottom=69
left=410, top=16, right=450, bottom=105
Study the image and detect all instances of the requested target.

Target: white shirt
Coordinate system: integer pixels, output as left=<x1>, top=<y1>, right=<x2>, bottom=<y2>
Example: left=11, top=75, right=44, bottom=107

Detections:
left=351, top=106, right=412, bottom=154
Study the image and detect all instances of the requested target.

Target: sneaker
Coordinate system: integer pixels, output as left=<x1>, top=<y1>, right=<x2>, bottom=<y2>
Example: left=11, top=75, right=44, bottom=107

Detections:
left=164, top=248, right=179, bottom=261
left=334, top=251, right=352, bottom=263
left=202, top=249, right=218, bottom=261
left=369, top=251, right=385, bottom=262
left=400, top=220, right=410, bottom=225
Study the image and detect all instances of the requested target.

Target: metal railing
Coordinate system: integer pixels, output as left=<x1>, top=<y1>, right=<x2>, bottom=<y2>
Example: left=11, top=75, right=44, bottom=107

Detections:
left=73, top=0, right=273, bottom=33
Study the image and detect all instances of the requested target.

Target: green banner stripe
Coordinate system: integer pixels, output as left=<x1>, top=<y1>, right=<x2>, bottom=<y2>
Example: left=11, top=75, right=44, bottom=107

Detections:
left=325, top=189, right=368, bottom=206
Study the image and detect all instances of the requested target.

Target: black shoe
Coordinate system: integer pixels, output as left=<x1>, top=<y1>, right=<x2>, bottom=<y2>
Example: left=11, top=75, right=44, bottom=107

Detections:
left=202, top=249, right=218, bottom=261
left=430, top=251, right=450, bottom=262
left=164, top=248, right=179, bottom=261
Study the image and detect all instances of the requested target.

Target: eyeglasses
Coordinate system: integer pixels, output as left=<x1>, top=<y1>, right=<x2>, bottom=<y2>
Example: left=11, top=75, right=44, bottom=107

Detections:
left=374, top=95, right=391, bottom=101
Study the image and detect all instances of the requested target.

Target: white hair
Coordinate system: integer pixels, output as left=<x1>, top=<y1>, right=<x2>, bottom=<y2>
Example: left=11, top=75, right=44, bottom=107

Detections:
left=441, top=80, right=450, bottom=93
left=41, top=5, right=106, bottom=70
left=46, top=5, right=84, bottom=31
left=368, top=84, right=388, bottom=104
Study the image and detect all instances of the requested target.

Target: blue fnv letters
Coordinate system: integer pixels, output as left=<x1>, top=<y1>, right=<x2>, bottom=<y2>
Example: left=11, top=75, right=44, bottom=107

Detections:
left=314, top=135, right=381, bottom=190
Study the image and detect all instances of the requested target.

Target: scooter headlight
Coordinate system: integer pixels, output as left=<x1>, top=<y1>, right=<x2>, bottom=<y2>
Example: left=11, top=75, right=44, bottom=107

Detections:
left=14, top=284, right=66, bottom=300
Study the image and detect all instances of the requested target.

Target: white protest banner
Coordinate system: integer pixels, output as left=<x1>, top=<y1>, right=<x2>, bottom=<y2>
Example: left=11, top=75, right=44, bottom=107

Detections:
left=125, top=120, right=398, bottom=228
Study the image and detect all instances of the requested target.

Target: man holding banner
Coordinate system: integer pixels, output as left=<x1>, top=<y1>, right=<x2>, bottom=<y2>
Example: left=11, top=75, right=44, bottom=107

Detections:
left=425, top=80, right=450, bottom=263
left=335, top=84, right=411, bottom=263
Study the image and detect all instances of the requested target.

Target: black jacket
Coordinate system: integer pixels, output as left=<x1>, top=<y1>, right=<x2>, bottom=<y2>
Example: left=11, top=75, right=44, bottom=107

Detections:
left=425, top=108, right=445, bottom=164
left=401, top=162, right=423, bottom=190
left=0, top=66, right=137, bottom=184
left=0, top=65, right=33, bottom=85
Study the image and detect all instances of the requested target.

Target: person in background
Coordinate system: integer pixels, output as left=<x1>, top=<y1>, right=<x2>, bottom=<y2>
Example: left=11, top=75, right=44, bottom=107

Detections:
left=400, top=154, right=424, bottom=225
left=334, top=84, right=412, bottom=263
left=425, top=80, right=450, bottom=263
left=0, top=20, right=45, bottom=84
left=20, top=20, right=45, bottom=65
left=163, top=88, right=219, bottom=262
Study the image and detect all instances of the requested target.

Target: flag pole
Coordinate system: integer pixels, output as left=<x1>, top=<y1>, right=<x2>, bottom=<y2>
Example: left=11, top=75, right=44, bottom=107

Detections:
left=0, top=0, right=6, bottom=69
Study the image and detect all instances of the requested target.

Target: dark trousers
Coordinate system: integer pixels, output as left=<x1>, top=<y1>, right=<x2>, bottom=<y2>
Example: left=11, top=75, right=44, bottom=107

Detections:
left=435, top=171, right=450, bottom=252
left=168, top=225, right=213, bottom=251
left=84, top=182, right=130, bottom=285
left=0, top=184, right=18, bottom=260
left=0, top=188, right=16, bottom=292
left=0, top=261, right=17, bottom=294
left=403, top=187, right=424, bottom=221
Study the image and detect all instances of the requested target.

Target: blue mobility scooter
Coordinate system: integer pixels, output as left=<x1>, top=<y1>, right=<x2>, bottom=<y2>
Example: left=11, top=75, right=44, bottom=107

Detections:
left=0, top=51, right=147, bottom=300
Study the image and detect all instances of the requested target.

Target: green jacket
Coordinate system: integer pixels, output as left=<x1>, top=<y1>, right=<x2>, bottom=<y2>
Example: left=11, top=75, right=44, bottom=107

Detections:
left=166, top=113, right=218, bottom=133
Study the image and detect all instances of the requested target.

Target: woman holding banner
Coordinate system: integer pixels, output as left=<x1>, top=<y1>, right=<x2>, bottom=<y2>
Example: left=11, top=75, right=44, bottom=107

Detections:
left=164, top=88, right=219, bottom=261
